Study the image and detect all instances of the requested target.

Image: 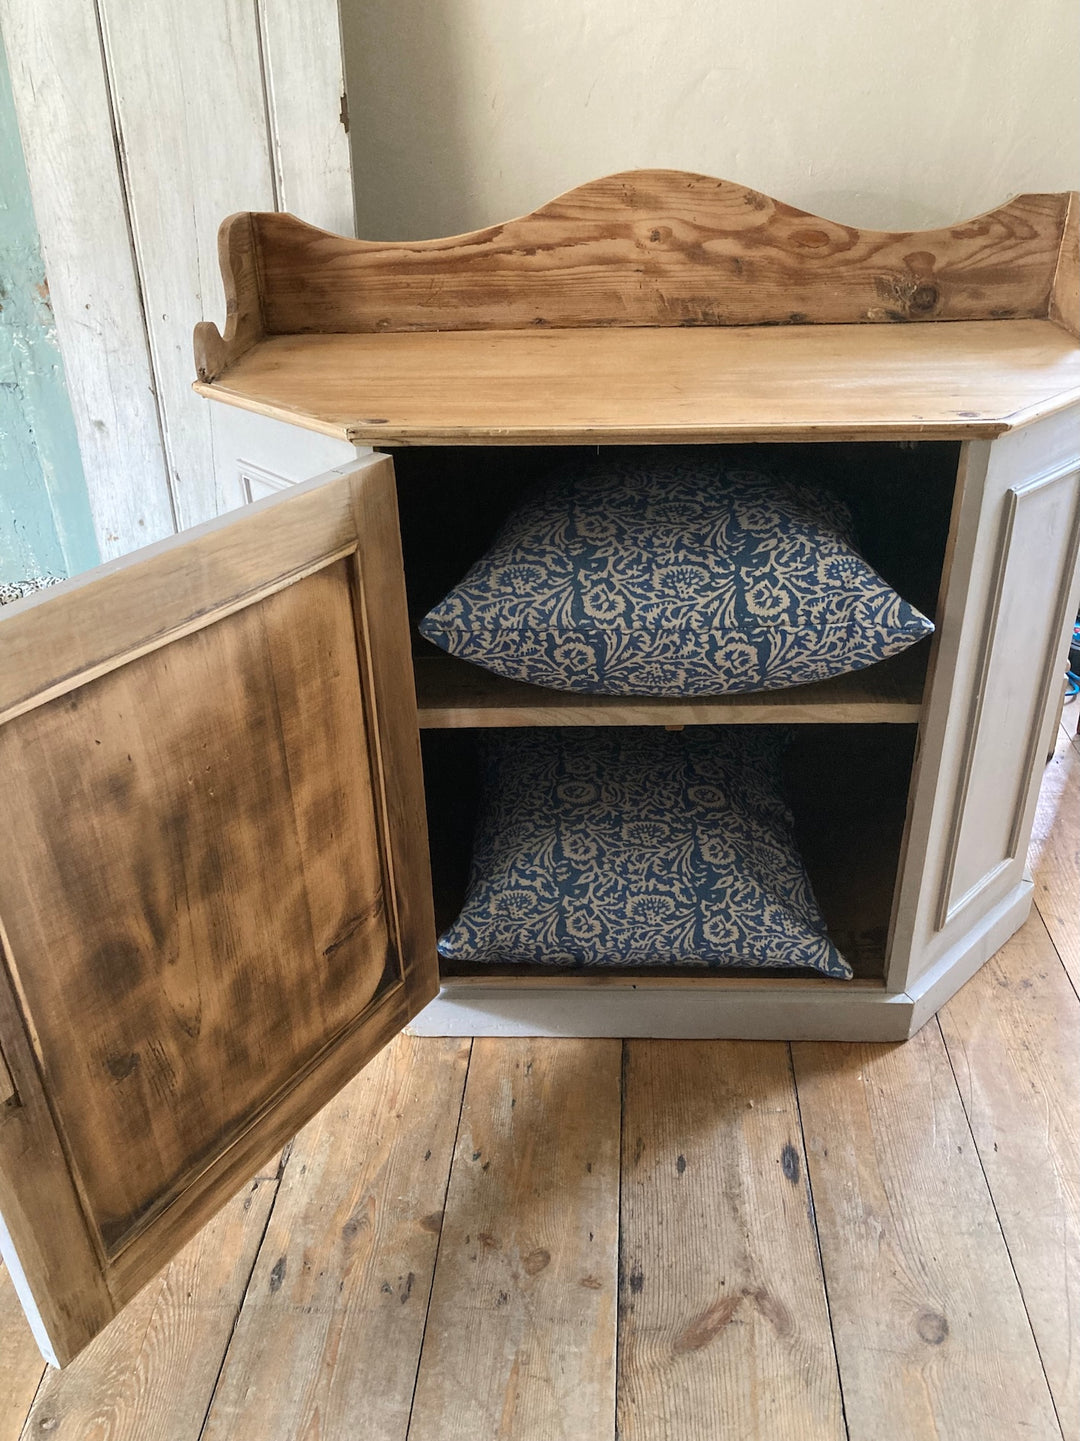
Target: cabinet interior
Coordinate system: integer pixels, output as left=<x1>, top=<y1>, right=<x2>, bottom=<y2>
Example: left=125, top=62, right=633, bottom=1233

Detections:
left=394, top=440, right=958, bottom=984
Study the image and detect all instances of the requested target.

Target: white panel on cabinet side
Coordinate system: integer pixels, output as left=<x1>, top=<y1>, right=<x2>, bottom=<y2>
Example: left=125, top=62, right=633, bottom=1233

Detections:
left=0, top=0, right=175, bottom=560
left=258, top=0, right=356, bottom=236
left=941, top=463, right=1080, bottom=923
left=210, top=407, right=367, bottom=510
left=889, top=407, right=1080, bottom=998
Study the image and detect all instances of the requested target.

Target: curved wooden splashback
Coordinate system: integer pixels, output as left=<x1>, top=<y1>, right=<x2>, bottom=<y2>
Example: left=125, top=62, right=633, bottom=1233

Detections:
left=195, top=170, right=1077, bottom=382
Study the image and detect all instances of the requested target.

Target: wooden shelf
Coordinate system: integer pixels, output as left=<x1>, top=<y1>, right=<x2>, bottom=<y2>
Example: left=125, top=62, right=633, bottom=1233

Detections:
left=195, top=320, right=1080, bottom=446
left=413, top=645, right=928, bottom=728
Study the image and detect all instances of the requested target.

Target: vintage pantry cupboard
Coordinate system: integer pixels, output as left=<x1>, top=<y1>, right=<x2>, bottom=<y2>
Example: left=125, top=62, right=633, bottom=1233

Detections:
left=0, top=172, right=1078, bottom=1364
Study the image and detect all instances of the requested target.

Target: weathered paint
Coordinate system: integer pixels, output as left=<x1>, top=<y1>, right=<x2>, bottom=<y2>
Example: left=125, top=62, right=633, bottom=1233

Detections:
left=0, top=29, right=98, bottom=583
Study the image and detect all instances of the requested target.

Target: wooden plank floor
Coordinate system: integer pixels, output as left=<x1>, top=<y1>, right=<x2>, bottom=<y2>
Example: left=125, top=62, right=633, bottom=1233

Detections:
left=2, top=718, right=1077, bottom=1441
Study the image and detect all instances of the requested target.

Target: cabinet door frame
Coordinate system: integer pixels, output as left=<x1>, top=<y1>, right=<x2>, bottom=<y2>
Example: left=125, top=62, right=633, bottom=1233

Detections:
left=0, top=453, right=437, bottom=1365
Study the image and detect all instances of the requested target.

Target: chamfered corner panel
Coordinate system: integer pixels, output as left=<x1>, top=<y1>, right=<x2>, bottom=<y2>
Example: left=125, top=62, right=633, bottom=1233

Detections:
left=940, top=464, right=1080, bottom=926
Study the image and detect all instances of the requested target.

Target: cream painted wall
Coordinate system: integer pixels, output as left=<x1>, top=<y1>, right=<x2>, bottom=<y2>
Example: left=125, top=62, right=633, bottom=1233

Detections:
left=343, top=0, right=1079, bottom=240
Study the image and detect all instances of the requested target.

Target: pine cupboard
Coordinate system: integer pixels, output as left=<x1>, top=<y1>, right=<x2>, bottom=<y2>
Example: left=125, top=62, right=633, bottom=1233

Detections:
left=1, top=172, right=1078, bottom=1365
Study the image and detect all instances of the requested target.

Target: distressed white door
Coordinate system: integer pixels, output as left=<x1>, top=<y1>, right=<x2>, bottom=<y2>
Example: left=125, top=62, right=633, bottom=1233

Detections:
left=0, top=0, right=354, bottom=559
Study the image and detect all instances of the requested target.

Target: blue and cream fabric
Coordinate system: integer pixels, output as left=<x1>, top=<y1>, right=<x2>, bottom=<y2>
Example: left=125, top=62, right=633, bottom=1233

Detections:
left=438, top=727, right=853, bottom=978
left=419, top=453, right=933, bottom=695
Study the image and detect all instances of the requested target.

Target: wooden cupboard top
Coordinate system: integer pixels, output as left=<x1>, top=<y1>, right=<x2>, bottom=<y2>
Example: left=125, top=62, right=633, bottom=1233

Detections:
left=195, top=319, right=1080, bottom=444
left=193, top=170, right=1080, bottom=443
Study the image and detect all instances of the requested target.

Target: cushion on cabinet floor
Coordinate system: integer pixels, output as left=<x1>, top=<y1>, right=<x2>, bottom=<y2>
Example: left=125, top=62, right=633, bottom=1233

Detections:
left=437, top=726, right=853, bottom=978
left=419, top=451, right=933, bottom=696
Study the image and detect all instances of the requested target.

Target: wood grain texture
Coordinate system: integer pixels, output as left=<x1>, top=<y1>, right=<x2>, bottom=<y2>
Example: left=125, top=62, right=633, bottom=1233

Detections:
left=347, top=463, right=440, bottom=1045
left=195, top=320, right=1080, bottom=446
left=0, top=464, right=360, bottom=724
left=938, top=911, right=1080, bottom=1441
left=193, top=215, right=265, bottom=386
left=0, top=1263, right=44, bottom=1441
left=201, top=1037, right=469, bottom=1441
left=407, top=1039, right=620, bottom=1441
left=1028, top=723, right=1080, bottom=991
left=0, top=916, right=117, bottom=1362
left=793, top=1028, right=1061, bottom=1441
left=0, top=564, right=389, bottom=1257
left=0, top=458, right=438, bottom=1364
left=618, top=1041, right=843, bottom=1441
left=21, top=1178, right=275, bottom=1439
left=225, top=172, right=1074, bottom=336
left=414, top=647, right=926, bottom=728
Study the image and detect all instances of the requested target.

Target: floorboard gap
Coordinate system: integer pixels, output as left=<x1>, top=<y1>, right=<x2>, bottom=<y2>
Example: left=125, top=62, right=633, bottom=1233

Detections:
left=195, top=1170, right=285, bottom=1441
left=788, top=1041, right=852, bottom=1441
left=403, top=1038, right=474, bottom=1441
left=934, top=1015, right=1066, bottom=1441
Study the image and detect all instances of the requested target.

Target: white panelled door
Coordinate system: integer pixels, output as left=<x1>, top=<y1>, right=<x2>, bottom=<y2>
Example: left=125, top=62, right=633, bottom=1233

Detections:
left=0, top=0, right=354, bottom=557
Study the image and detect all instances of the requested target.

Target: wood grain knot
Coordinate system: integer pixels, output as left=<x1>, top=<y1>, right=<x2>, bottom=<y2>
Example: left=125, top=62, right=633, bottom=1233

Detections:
left=268, top=1256, right=287, bottom=1293
left=746, top=1285, right=793, bottom=1336
left=673, top=1295, right=742, bottom=1353
left=791, top=228, right=831, bottom=249
left=105, top=1051, right=140, bottom=1081
left=523, top=1248, right=551, bottom=1275
left=915, top=1309, right=949, bottom=1345
left=780, top=1142, right=801, bottom=1184
left=909, top=284, right=940, bottom=314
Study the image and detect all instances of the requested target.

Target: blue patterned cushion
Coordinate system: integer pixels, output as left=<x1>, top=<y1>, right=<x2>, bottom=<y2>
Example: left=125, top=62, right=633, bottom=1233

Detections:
left=419, top=453, right=933, bottom=695
left=438, top=727, right=852, bottom=978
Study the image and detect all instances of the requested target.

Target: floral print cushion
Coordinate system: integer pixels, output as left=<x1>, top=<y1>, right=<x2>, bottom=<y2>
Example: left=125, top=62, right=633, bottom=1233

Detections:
left=438, top=727, right=853, bottom=978
left=419, top=453, right=933, bottom=695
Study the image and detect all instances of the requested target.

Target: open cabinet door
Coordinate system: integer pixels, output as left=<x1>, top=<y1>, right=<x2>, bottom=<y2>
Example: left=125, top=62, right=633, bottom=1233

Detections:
left=0, top=454, right=437, bottom=1365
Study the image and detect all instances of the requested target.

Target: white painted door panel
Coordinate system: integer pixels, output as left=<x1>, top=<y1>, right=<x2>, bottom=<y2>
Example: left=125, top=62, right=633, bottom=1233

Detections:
left=889, top=406, right=1080, bottom=997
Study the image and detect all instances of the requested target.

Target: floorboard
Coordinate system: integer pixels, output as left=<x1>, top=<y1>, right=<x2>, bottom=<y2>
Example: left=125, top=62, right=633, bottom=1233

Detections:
left=617, top=1040, right=844, bottom=1441
left=0, top=1266, right=45, bottom=1441
left=199, top=1037, right=470, bottom=1441
left=1028, top=724, right=1080, bottom=995
left=18, top=1178, right=275, bottom=1441
left=792, top=1027, right=1061, bottom=1441
left=406, top=1038, right=621, bottom=1441
left=937, top=911, right=1079, bottom=1441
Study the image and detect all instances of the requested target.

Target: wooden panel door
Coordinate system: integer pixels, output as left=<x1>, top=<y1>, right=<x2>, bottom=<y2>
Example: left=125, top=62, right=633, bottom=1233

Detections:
left=0, top=454, right=437, bottom=1365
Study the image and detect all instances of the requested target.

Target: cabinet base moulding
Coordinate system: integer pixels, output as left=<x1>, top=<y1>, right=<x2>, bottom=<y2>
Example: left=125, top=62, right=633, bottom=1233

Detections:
left=409, top=882, right=1034, bottom=1040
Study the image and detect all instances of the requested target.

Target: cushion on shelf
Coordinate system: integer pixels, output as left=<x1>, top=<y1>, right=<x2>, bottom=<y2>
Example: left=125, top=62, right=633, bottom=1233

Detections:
left=419, top=452, right=933, bottom=696
left=437, top=727, right=853, bottom=978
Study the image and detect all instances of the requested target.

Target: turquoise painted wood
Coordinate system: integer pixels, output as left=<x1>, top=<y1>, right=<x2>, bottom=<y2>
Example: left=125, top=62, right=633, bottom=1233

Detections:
left=0, top=30, right=97, bottom=585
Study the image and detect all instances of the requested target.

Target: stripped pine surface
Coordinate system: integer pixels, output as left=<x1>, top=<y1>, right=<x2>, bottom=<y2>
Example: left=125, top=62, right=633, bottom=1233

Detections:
left=1028, top=723, right=1080, bottom=993
left=18, top=1178, right=276, bottom=1441
left=938, top=909, right=1080, bottom=1441
left=407, top=1039, right=622, bottom=1441
left=618, top=1041, right=843, bottom=1441
left=0, top=723, right=1075, bottom=1438
left=0, top=1267, right=44, bottom=1441
left=200, top=1037, right=470, bottom=1441
left=792, top=1025, right=1061, bottom=1441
